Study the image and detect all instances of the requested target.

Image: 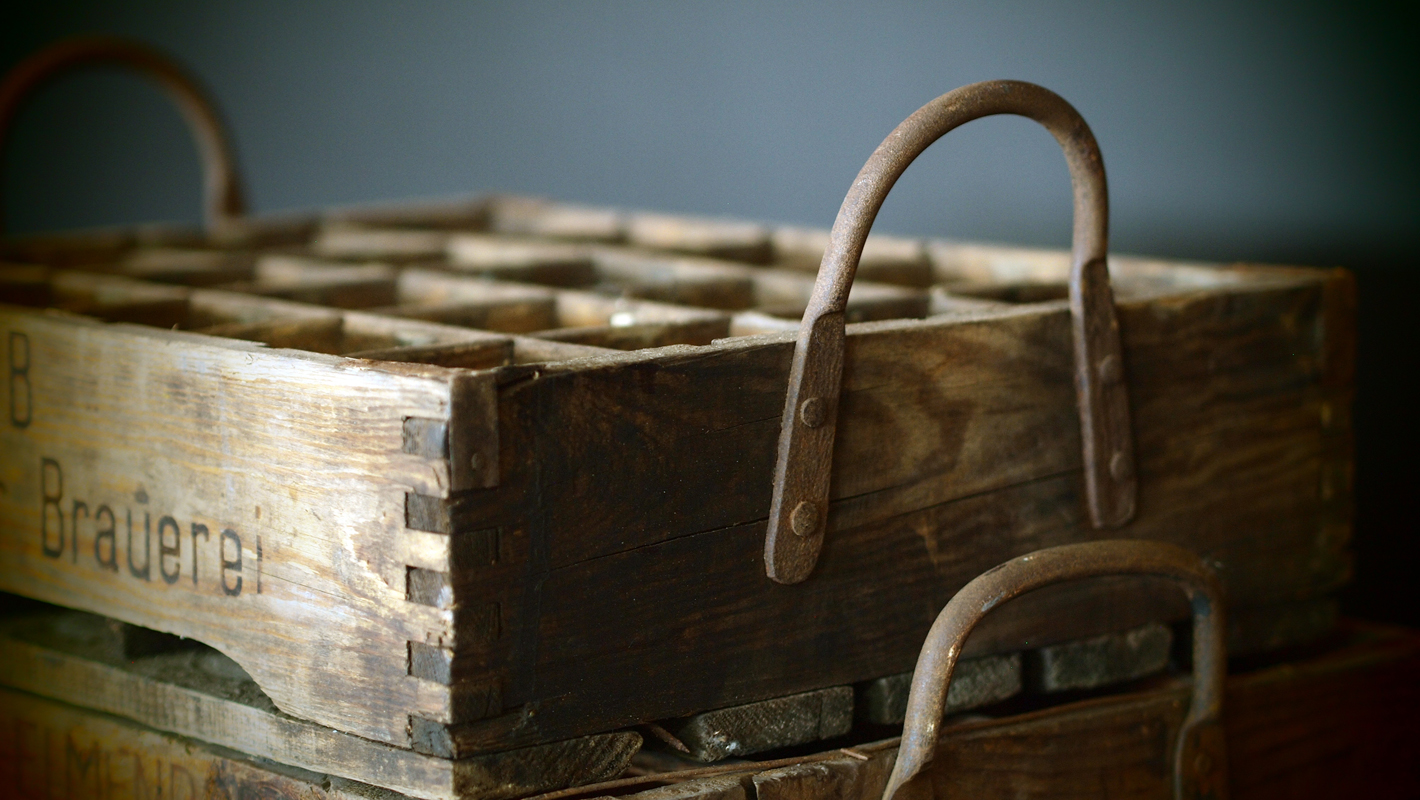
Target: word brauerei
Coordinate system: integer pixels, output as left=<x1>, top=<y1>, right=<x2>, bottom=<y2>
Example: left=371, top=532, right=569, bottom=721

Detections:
left=38, top=457, right=260, bottom=596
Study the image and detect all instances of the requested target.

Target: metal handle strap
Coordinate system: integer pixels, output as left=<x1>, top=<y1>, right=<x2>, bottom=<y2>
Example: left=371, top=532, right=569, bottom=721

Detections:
left=883, top=540, right=1229, bottom=800
left=0, top=36, right=246, bottom=234
left=765, top=80, right=1136, bottom=584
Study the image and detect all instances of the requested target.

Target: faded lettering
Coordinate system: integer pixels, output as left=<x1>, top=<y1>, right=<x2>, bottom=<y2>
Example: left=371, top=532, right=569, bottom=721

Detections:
left=8, top=330, right=31, bottom=429
left=220, top=529, right=242, bottom=596
left=158, top=515, right=181, bottom=585
left=36, top=457, right=256, bottom=596
left=40, top=457, right=63, bottom=558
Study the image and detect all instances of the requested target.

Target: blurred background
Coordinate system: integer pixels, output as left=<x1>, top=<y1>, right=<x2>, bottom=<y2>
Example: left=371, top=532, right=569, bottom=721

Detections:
left=3, top=2, right=1415, bottom=622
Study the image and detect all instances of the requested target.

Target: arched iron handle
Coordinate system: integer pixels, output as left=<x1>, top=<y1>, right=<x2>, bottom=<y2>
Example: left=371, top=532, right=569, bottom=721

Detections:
left=0, top=36, right=246, bottom=234
left=883, top=540, right=1228, bottom=800
left=765, top=80, right=1136, bottom=584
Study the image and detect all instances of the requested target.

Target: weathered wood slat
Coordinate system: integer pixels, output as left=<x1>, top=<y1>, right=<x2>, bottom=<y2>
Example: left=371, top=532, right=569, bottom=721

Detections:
left=771, top=227, right=933, bottom=288
left=626, top=213, right=773, bottom=265
left=0, top=307, right=468, bottom=745
left=488, top=197, right=625, bottom=243
left=857, top=653, right=1020, bottom=726
left=662, top=687, right=854, bottom=762
left=1023, top=621, right=1172, bottom=693
left=0, top=684, right=380, bottom=800
left=0, top=607, right=641, bottom=800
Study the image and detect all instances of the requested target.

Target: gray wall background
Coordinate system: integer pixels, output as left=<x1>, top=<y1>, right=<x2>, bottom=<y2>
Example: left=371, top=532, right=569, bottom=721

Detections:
left=3, top=2, right=1415, bottom=620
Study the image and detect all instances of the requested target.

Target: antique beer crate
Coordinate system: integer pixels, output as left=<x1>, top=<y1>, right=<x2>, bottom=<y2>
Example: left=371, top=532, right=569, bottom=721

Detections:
left=0, top=39, right=1353, bottom=778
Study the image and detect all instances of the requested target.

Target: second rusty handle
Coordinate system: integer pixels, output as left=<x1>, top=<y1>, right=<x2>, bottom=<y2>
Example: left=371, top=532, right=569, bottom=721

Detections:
left=765, top=80, right=1136, bottom=584
left=0, top=36, right=246, bottom=234
left=883, top=540, right=1229, bottom=800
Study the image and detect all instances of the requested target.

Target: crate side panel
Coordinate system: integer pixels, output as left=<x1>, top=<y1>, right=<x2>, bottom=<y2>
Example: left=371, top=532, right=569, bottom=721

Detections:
left=0, top=309, right=458, bottom=745
left=442, top=277, right=1344, bottom=748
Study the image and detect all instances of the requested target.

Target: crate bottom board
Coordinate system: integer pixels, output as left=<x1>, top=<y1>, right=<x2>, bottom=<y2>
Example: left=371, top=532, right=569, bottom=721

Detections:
left=0, top=685, right=381, bottom=800
left=0, top=605, right=639, bottom=800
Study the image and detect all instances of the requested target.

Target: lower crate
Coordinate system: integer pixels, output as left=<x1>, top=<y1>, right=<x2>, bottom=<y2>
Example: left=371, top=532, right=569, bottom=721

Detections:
left=0, top=685, right=383, bottom=799
left=0, top=603, right=640, bottom=800
left=0, top=593, right=1362, bottom=800
left=564, top=621, right=1420, bottom=800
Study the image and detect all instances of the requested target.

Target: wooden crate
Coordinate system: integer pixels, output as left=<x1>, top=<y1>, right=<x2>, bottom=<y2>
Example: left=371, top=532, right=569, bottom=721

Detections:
left=0, top=225, right=1354, bottom=753
left=0, top=71, right=1353, bottom=764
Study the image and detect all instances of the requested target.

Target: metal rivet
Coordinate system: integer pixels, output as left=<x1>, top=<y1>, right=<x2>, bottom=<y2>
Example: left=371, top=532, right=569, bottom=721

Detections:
left=799, top=397, right=826, bottom=428
left=1109, top=451, right=1133, bottom=481
left=469, top=452, right=482, bottom=471
left=1096, top=354, right=1122, bottom=385
left=790, top=501, right=819, bottom=537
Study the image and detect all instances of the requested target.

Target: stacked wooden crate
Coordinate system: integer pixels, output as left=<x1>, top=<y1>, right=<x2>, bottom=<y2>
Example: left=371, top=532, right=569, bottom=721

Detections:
left=0, top=188, right=1358, bottom=798
left=0, top=38, right=1374, bottom=798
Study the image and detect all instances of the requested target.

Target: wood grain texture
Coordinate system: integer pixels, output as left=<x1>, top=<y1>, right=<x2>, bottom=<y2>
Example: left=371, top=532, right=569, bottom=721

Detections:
left=1023, top=621, right=1172, bottom=693
left=857, top=653, right=1020, bottom=726
left=432, top=268, right=1347, bottom=752
left=0, top=683, right=378, bottom=800
left=0, top=305, right=473, bottom=746
left=664, top=687, right=853, bottom=762
left=0, top=607, right=641, bottom=800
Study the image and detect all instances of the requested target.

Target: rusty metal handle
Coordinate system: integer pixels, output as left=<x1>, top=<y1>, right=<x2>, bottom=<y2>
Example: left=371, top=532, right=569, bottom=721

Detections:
left=0, top=36, right=246, bottom=234
left=883, top=540, right=1228, bottom=800
left=765, top=80, right=1136, bottom=584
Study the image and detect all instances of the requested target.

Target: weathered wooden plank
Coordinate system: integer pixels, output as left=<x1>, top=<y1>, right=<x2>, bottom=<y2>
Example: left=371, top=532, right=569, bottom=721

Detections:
left=387, top=268, right=561, bottom=333
left=488, top=197, right=625, bottom=243
left=588, top=250, right=756, bottom=310
left=315, top=226, right=452, bottom=263
left=477, top=279, right=1331, bottom=569
left=0, top=607, right=642, bottom=800
left=224, top=255, right=399, bottom=308
left=448, top=234, right=598, bottom=287
left=626, top=213, right=772, bottom=264
left=624, top=774, right=748, bottom=800
left=325, top=195, right=491, bottom=232
left=752, top=755, right=896, bottom=800
left=857, top=653, right=1020, bottom=726
left=662, top=687, right=854, bottom=762
left=0, top=683, right=381, bottom=800
left=771, top=226, right=933, bottom=288
left=1023, top=621, right=1172, bottom=693
left=0, top=305, right=470, bottom=746
left=111, top=247, right=257, bottom=286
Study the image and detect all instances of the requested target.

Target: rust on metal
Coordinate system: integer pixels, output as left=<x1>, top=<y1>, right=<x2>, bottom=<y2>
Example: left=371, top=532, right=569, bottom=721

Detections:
left=765, top=79, right=1137, bottom=584
left=882, top=540, right=1228, bottom=800
left=0, top=36, right=246, bottom=233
